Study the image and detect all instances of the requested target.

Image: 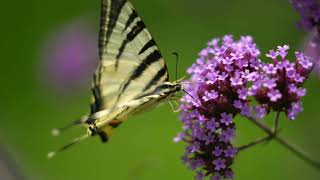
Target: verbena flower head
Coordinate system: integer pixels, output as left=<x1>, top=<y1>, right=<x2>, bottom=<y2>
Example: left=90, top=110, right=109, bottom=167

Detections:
left=290, top=0, right=320, bottom=32
left=176, top=35, right=313, bottom=179
left=304, top=30, right=320, bottom=78
left=290, top=0, right=320, bottom=78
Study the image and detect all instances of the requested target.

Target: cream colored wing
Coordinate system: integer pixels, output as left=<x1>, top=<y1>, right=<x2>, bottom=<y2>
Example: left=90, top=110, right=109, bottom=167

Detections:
left=91, top=0, right=170, bottom=115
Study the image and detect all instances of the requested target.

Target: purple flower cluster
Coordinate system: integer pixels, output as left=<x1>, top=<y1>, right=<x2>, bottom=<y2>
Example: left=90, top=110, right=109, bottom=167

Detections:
left=290, top=0, right=320, bottom=32
left=176, top=35, right=313, bottom=179
left=304, top=31, right=320, bottom=78
left=290, top=0, right=320, bottom=76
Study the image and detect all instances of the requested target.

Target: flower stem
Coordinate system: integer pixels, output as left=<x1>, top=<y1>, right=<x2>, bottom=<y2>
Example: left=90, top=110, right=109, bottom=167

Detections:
left=273, top=111, right=280, bottom=133
left=238, top=112, right=280, bottom=151
left=237, top=135, right=272, bottom=151
left=247, top=116, right=320, bottom=170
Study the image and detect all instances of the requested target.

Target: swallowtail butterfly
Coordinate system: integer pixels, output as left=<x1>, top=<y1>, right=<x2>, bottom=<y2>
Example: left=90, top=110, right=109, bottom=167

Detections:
left=48, top=0, right=182, bottom=158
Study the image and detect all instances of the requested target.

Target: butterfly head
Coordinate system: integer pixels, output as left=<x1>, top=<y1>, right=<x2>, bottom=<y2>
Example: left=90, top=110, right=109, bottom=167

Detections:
left=171, top=81, right=183, bottom=92
left=172, top=75, right=187, bottom=91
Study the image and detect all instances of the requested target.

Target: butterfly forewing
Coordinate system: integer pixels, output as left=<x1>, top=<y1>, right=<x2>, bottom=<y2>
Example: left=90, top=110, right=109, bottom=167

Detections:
left=94, top=0, right=170, bottom=112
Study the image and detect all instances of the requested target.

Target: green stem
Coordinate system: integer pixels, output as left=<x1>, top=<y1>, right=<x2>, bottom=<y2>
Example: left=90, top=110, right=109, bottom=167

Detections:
left=273, top=111, right=280, bottom=133
left=247, top=116, right=320, bottom=170
left=237, top=135, right=272, bottom=151
left=238, top=112, right=281, bottom=151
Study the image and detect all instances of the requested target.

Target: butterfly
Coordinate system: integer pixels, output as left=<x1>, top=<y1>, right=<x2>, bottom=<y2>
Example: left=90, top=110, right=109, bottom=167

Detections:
left=48, top=0, right=182, bottom=158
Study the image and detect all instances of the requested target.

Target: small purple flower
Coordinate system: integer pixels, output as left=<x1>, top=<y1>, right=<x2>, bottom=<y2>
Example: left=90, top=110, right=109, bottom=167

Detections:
left=297, top=53, right=313, bottom=69
left=267, top=89, right=282, bottom=102
left=230, top=51, right=244, bottom=60
left=173, top=133, right=184, bottom=143
left=263, top=64, right=277, bottom=74
left=286, top=68, right=296, bottom=79
left=293, top=73, right=305, bottom=83
left=245, top=72, right=259, bottom=81
left=266, top=50, right=279, bottom=59
left=250, top=58, right=262, bottom=70
left=207, top=119, right=219, bottom=132
left=204, top=134, right=214, bottom=145
left=233, top=100, right=243, bottom=109
left=296, top=88, right=306, bottom=97
left=287, top=102, right=303, bottom=120
left=262, top=78, right=277, bottom=89
left=237, top=87, right=248, bottom=100
left=212, top=146, right=223, bottom=157
left=190, top=142, right=201, bottom=153
left=224, top=146, right=237, bottom=158
left=230, top=76, right=243, bottom=86
left=253, top=106, right=267, bottom=119
left=240, top=104, right=252, bottom=117
left=223, top=35, right=233, bottom=43
left=224, top=170, right=234, bottom=179
left=208, top=38, right=220, bottom=47
left=225, top=64, right=234, bottom=72
left=220, top=113, right=233, bottom=126
left=203, top=90, right=219, bottom=101
left=222, top=57, right=234, bottom=65
left=277, top=45, right=290, bottom=58
left=220, top=128, right=235, bottom=142
left=213, top=158, right=226, bottom=171
left=218, top=72, right=229, bottom=81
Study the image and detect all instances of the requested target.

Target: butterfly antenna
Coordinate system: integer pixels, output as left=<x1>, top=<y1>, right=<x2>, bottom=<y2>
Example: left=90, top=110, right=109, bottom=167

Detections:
left=182, top=89, right=197, bottom=101
left=172, top=52, right=179, bottom=81
left=51, top=116, right=88, bottom=136
left=47, top=133, right=90, bottom=159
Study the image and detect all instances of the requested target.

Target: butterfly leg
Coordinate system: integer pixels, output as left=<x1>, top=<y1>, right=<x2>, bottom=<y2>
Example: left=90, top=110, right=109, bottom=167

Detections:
left=168, top=101, right=180, bottom=112
left=51, top=115, right=89, bottom=136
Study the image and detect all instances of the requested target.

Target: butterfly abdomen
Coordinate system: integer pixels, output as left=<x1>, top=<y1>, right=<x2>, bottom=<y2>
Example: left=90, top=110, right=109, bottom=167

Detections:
left=88, top=120, right=123, bottom=142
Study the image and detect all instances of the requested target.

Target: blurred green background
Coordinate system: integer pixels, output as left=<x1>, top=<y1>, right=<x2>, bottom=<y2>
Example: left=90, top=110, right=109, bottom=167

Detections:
left=1, top=0, right=320, bottom=179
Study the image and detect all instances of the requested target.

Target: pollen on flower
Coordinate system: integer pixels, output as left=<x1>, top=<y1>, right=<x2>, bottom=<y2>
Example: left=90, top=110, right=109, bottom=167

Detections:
left=177, top=35, right=313, bottom=179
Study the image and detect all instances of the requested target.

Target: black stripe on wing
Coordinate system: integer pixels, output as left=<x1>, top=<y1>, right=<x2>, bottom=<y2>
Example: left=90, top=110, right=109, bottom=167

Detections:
left=123, top=10, right=138, bottom=32
left=98, top=0, right=108, bottom=59
left=99, top=0, right=126, bottom=59
left=117, top=49, right=162, bottom=100
left=91, top=74, right=102, bottom=113
left=115, top=21, right=146, bottom=68
left=135, top=83, right=175, bottom=100
left=139, top=39, right=156, bottom=55
left=142, top=66, right=168, bottom=91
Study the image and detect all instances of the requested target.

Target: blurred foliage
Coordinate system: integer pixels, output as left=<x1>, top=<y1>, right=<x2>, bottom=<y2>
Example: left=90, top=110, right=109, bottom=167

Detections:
left=0, top=0, right=319, bottom=179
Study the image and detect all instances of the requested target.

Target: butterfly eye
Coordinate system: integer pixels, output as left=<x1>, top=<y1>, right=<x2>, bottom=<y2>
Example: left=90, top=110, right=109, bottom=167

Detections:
left=176, top=84, right=182, bottom=91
